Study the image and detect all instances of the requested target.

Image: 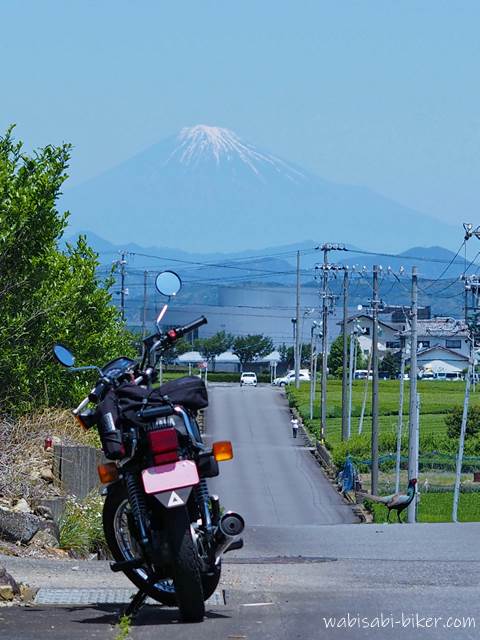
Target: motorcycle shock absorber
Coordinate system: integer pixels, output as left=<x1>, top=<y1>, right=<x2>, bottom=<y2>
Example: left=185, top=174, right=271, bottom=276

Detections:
left=125, top=472, right=149, bottom=546
left=194, top=478, right=212, bottom=530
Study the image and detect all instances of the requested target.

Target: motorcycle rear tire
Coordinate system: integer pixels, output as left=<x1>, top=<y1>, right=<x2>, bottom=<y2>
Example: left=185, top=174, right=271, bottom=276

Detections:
left=103, top=483, right=220, bottom=613
left=165, top=506, right=205, bottom=622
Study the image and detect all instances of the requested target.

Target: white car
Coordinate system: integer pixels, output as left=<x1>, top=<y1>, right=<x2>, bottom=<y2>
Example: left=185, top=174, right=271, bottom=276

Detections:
left=273, top=370, right=310, bottom=386
left=240, top=372, right=257, bottom=386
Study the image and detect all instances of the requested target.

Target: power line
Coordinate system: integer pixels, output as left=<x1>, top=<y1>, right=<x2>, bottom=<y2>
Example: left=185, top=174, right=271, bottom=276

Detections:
left=421, top=240, right=466, bottom=290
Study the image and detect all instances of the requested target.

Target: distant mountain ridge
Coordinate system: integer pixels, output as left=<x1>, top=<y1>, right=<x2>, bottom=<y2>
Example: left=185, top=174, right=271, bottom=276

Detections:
left=61, top=125, right=460, bottom=253
left=64, top=231, right=469, bottom=283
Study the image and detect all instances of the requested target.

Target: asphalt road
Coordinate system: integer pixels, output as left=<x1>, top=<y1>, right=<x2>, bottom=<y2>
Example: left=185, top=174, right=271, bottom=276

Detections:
left=2, top=384, right=480, bottom=639
left=206, top=384, right=358, bottom=526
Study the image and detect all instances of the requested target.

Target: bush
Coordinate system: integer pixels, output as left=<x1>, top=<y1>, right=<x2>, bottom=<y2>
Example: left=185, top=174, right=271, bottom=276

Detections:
left=0, top=128, right=135, bottom=415
left=445, top=405, right=480, bottom=439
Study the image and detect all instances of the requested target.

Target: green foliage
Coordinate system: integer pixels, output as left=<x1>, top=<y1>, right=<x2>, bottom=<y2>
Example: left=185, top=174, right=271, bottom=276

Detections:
left=327, top=334, right=363, bottom=377
left=445, top=405, right=480, bottom=439
left=288, top=379, right=480, bottom=459
left=195, top=330, right=234, bottom=370
left=278, top=342, right=317, bottom=368
left=232, top=334, right=274, bottom=369
left=115, top=615, right=132, bottom=640
left=59, top=493, right=108, bottom=557
left=0, top=128, right=134, bottom=414
left=379, top=350, right=400, bottom=378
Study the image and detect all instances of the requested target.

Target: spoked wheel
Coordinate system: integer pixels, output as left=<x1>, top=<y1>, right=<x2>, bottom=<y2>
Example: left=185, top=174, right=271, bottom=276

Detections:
left=103, top=483, right=220, bottom=616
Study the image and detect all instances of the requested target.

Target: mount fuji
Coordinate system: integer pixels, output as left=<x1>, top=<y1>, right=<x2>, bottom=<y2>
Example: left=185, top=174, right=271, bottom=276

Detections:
left=62, top=125, right=458, bottom=253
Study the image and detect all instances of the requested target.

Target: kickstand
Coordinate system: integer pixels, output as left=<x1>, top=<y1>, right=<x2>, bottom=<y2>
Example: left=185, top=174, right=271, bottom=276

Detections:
left=122, top=589, right=148, bottom=620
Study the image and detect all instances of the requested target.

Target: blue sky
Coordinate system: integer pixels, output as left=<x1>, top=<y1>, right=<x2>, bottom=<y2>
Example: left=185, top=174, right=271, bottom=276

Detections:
left=2, top=1, right=480, bottom=231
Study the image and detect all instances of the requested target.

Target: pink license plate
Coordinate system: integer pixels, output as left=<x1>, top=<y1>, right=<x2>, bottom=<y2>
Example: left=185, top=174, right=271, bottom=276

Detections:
left=142, top=460, right=199, bottom=495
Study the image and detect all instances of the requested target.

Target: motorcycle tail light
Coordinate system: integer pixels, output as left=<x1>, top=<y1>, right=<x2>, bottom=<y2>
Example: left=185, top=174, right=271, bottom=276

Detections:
left=97, top=462, right=119, bottom=484
left=148, top=427, right=178, bottom=455
left=213, top=440, right=233, bottom=462
left=153, top=451, right=179, bottom=465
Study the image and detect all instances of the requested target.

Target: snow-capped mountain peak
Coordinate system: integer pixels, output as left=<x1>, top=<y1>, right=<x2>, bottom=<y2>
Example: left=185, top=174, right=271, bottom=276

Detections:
left=168, top=124, right=305, bottom=181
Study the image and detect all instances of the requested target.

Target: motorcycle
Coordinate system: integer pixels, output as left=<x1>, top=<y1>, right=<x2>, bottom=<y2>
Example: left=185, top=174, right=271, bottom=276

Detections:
left=53, top=270, right=244, bottom=622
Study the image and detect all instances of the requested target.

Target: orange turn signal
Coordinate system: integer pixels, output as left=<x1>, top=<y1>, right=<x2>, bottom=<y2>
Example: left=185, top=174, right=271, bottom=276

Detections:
left=97, top=462, right=119, bottom=484
left=213, top=440, right=233, bottom=462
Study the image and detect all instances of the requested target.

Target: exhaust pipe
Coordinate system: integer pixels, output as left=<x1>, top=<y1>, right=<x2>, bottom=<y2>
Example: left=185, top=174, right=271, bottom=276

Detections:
left=214, top=511, right=245, bottom=560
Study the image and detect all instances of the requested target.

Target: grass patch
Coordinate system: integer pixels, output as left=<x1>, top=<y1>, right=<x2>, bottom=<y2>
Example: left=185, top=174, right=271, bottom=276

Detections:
left=367, top=492, right=480, bottom=523
left=114, top=615, right=132, bottom=640
left=287, top=379, right=480, bottom=452
left=59, top=492, right=108, bottom=557
left=0, top=408, right=100, bottom=501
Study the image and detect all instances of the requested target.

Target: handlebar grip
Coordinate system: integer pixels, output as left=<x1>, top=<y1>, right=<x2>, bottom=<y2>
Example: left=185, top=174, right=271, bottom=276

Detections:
left=89, top=380, right=108, bottom=403
left=173, top=316, right=208, bottom=339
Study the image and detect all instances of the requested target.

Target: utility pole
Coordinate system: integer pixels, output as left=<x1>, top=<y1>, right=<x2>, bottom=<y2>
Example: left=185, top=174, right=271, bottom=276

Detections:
left=395, top=334, right=407, bottom=493
left=341, top=269, right=349, bottom=441
left=295, top=251, right=301, bottom=388
left=371, top=265, right=380, bottom=496
left=291, top=318, right=297, bottom=370
left=358, top=348, right=371, bottom=435
left=347, top=322, right=358, bottom=439
left=320, top=246, right=329, bottom=442
left=120, top=251, right=127, bottom=322
left=309, top=321, right=320, bottom=419
left=453, top=275, right=479, bottom=521
left=142, top=270, right=148, bottom=338
left=113, top=251, right=129, bottom=321
left=407, top=266, right=418, bottom=523
left=315, top=244, right=347, bottom=441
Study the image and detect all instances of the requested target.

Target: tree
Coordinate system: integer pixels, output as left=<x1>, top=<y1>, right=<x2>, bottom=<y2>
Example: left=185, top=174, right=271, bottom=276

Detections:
left=232, top=335, right=274, bottom=371
left=327, top=334, right=363, bottom=378
left=195, top=331, right=234, bottom=371
left=278, top=343, right=314, bottom=369
left=0, top=128, right=134, bottom=414
left=379, top=350, right=401, bottom=378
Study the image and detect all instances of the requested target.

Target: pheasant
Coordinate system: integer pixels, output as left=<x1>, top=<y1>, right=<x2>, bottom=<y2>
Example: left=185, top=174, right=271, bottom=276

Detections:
left=360, top=478, right=417, bottom=523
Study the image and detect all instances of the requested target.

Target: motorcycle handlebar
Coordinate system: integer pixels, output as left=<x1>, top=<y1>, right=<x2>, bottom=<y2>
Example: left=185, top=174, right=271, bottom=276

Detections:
left=171, top=316, right=208, bottom=339
left=89, top=379, right=108, bottom=403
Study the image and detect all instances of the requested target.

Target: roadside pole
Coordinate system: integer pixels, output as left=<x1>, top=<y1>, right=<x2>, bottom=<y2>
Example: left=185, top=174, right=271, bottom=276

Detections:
left=309, top=322, right=319, bottom=420
left=452, top=276, right=477, bottom=522
left=320, top=248, right=329, bottom=442
left=452, top=342, right=472, bottom=522
left=142, top=270, right=148, bottom=338
left=341, top=269, right=349, bottom=441
left=395, top=336, right=406, bottom=493
left=358, top=348, right=372, bottom=434
left=311, top=330, right=319, bottom=420
left=295, top=251, right=301, bottom=389
left=371, top=265, right=380, bottom=496
left=407, top=266, right=418, bottom=523
left=347, top=325, right=356, bottom=439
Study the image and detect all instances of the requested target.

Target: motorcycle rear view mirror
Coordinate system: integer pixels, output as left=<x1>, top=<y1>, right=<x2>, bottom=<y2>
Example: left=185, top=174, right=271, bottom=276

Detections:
left=53, top=344, right=75, bottom=367
left=155, top=271, right=182, bottom=297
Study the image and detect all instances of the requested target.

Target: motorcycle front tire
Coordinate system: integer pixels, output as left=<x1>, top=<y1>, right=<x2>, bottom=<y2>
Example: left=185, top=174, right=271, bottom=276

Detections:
left=103, top=483, right=220, bottom=616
